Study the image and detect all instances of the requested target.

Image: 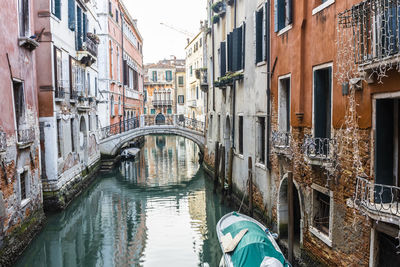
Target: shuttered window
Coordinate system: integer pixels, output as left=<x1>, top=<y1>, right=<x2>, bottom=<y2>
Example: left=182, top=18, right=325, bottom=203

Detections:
left=232, top=25, right=244, bottom=71
left=219, top=42, right=226, bottom=77
left=227, top=33, right=233, bottom=72
left=68, top=0, right=75, bottom=31
left=274, top=0, right=292, bottom=32
left=239, top=116, right=244, bottom=155
left=53, top=0, right=61, bottom=20
left=76, top=7, right=82, bottom=50
left=313, top=67, right=332, bottom=140
left=256, top=8, right=264, bottom=63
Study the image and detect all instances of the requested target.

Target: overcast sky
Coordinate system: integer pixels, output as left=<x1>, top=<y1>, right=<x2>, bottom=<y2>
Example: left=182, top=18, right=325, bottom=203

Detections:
left=122, top=0, right=207, bottom=64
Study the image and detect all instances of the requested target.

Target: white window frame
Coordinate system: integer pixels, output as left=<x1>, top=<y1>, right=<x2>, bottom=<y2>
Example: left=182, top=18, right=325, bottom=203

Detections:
left=309, top=183, right=334, bottom=247
left=18, top=168, right=31, bottom=207
left=312, top=0, right=335, bottom=16
left=278, top=73, right=291, bottom=132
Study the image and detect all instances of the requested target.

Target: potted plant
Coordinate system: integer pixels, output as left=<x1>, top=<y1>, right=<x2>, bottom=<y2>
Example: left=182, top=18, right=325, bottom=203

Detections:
left=212, top=15, right=220, bottom=24
left=212, top=1, right=224, bottom=12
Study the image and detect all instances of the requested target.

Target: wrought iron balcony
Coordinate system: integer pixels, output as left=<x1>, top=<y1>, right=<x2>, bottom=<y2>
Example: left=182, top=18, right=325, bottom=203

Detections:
left=152, top=100, right=173, bottom=107
left=188, top=100, right=197, bottom=108
left=0, top=132, right=6, bottom=152
left=302, top=135, right=336, bottom=161
left=339, top=0, right=400, bottom=67
left=18, top=128, right=35, bottom=144
left=354, top=176, right=400, bottom=220
left=271, top=131, right=291, bottom=156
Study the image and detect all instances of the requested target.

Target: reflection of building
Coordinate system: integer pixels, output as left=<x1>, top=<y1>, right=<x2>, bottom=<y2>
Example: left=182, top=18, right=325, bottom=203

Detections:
left=185, top=23, right=207, bottom=122
left=144, top=58, right=185, bottom=117
left=34, top=0, right=101, bottom=209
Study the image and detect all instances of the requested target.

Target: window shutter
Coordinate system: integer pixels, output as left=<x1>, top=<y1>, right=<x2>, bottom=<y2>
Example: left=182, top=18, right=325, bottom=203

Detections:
left=287, top=0, right=293, bottom=25
left=254, top=11, right=257, bottom=63
left=227, top=33, right=233, bottom=72
left=77, top=7, right=82, bottom=50
left=220, top=42, right=226, bottom=77
left=278, top=0, right=285, bottom=31
left=232, top=27, right=243, bottom=71
left=265, top=3, right=269, bottom=62
left=123, top=60, right=128, bottom=85
left=256, top=10, right=263, bottom=63
left=274, top=0, right=278, bottom=32
left=55, top=0, right=61, bottom=19
left=242, top=22, right=246, bottom=70
left=83, top=13, right=87, bottom=41
left=262, top=5, right=266, bottom=61
left=68, top=0, right=76, bottom=31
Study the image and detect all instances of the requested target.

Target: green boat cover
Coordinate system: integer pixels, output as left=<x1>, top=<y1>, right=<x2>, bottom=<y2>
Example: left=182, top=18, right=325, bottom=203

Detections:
left=221, top=219, right=287, bottom=267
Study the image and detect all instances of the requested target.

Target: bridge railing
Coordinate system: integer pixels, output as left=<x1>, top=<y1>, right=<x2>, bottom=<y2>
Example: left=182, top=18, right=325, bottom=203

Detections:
left=100, top=118, right=139, bottom=139
left=100, top=115, right=205, bottom=140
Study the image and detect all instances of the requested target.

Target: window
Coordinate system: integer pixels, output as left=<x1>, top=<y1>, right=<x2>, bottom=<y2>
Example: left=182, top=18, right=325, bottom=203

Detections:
left=20, top=171, right=27, bottom=201
left=116, top=9, right=119, bottom=23
left=69, top=57, right=77, bottom=96
left=71, top=118, right=75, bottom=152
left=217, top=115, right=221, bottom=141
left=312, top=0, right=335, bottom=15
left=313, top=66, right=332, bottom=141
left=118, top=96, right=122, bottom=116
left=255, top=7, right=264, bottom=63
left=88, top=114, right=92, bottom=131
left=18, top=0, right=30, bottom=37
left=257, top=117, right=266, bottom=163
left=152, top=71, right=157, bottom=82
left=96, top=115, right=99, bottom=129
left=274, top=0, right=292, bottom=33
left=196, top=86, right=199, bottom=100
left=166, top=71, right=172, bottom=81
left=209, top=115, right=213, bottom=138
left=375, top=99, right=400, bottom=195
left=68, top=0, right=75, bottom=30
left=278, top=76, right=291, bottom=132
left=109, top=1, right=112, bottom=16
left=13, top=80, right=25, bottom=130
left=95, top=77, right=98, bottom=97
left=190, top=66, right=193, bottom=77
left=144, top=108, right=147, bottom=114
left=228, top=23, right=245, bottom=71
left=57, top=119, right=62, bottom=158
left=51, top=0, right=61, bottom=19
left=167, top=108, right=172, bottom=114
left=312, top=189, right=331, bottom=236
left=151, top=109, right=156, bottom=115
left=110, top=95, right=115, bottom=116
left=178, top=76, right=184, bottom=86
left=238, top=116, right=243, bottom=155
left=87, top=72, right=91, bottom=96
left=200, top=38, right=202, bottom=47
left=117, top=47, right=120, bottom=82
left=109, top=41, right=114, bottom=80
left=219, top=42, right=226, bottom=77
left=178, top=95, right=184, bottom=104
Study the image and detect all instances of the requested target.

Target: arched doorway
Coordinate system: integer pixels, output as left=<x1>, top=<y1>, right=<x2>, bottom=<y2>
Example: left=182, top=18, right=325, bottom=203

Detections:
left=155, top=113, right=165, bottom=125
left=79, top=116, right=88, bottom=165
left=278, top=175, right=302, bottom=251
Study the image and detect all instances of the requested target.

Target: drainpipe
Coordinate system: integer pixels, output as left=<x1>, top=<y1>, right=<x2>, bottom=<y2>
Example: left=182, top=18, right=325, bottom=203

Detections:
left=231, top=0, right=237, bottom=149
left=212, top=1, right=215, bottom=112
left=120, top=4, right=126, bottom=131
left=266, top=0, right=272, bottom=169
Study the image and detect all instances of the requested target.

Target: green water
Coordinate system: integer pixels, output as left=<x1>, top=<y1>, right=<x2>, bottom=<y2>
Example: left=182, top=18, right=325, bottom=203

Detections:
left=16, top=135, right=232, bottom=267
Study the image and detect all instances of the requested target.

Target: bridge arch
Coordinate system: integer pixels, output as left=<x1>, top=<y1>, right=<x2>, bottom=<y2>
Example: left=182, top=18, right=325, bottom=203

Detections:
left=100, top=125, right=205, bottom=157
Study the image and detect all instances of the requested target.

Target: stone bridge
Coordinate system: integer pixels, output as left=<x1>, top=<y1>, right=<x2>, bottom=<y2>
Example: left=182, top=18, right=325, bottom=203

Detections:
left=99, top=116, right=206, bottom=157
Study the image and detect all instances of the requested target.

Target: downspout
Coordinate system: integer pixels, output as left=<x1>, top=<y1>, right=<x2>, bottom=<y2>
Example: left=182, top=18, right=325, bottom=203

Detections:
left=296, top=0, right=307, bottom=124
left=212, top=1, right=215, bottom=112
left=266, top=0, right=272, bottom=169
left=232, top=0, right=237, bottom=148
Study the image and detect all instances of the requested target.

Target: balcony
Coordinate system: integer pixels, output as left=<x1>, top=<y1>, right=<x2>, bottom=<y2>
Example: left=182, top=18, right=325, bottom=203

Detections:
left=77, top=33, right=98, bottom=66
left=188, top=100, right=197, bottom=108
left=197, top=68, right=208, bottom=92
left=0, top=132, right=6, bottom=152
left=152, top=100, right=173, bottom=108
left=17, top=128, right=35, bottom=147
left=354, top=176, right=400, bottom=223
left=271, top=131, right=291, bottom=156
left=339, top=0, right=400, bottom=69
left=302, top=135, right=337, bottom=165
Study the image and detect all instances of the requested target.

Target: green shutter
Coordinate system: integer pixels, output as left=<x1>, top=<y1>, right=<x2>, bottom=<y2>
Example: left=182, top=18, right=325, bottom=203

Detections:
left=68, top=0, right=75, bottom=31
left=54, top=0, right=61, bottom=19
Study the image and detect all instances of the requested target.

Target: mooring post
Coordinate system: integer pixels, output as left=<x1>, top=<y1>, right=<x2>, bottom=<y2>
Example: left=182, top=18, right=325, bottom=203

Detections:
left=220, top=146, right=226, bottom=194
left=288, top=171, right=294, bottom=264
left=227, top=147, right=233, bottom=196
left=214, top=142, right=220, bottom=192
left=248, top=157, right=253, bottom=217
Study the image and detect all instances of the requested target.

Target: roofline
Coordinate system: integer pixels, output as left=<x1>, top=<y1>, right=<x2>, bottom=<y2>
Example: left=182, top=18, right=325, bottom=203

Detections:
left=185, top=31, right=203, bottom=50
left=119, top=0, right=144, bottom=43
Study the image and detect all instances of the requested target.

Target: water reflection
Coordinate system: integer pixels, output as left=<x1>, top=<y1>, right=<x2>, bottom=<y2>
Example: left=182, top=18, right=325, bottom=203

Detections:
left=16, top=135, right=232, bottom=267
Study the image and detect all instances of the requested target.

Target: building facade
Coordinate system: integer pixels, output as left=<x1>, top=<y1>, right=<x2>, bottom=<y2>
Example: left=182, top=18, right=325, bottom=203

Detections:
left=97, top=0, right=144, bottom=129
left=176, top=66, right=186, bottom=116
left=143, top=58, right=185, bottom=123
left=185, top=27, right=207, bottom=122
left=204, top=0, right=400, bottom=266
left=34, top=0, right=101, bottom=210
left=0, top=0, right=44, bottom=264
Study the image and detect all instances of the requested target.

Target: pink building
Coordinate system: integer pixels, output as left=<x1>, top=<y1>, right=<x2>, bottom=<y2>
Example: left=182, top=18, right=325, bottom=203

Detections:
left=0, top=0, right=44, bottom=265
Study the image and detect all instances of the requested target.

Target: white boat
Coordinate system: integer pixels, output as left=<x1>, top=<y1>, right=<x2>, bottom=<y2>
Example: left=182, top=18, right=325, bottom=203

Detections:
left=217, top=212, right=291, bottom=267
left=121, top=148, right=140, bottom=159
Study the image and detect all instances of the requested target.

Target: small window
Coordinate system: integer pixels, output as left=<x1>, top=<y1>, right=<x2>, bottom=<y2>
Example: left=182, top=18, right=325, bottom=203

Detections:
left=13, top=80, right=25, bottom=130
left=151, top=109, right=156, bottom=115
left=88, top=114, right=92, bottom=131
left=110, top=95, right=115, bottom=116
left=51, top=0, right=61, bottom=19
left=178, top=76, right=184, bottom=86
left=255, top=7, right=264, bottom=63
left=71, top=118, right=75, bottom=152
left=57, top=119, right=62, bottom=158
left=278, top=76, right=291, bottom=132
left=209, top=115, right=213, bottom=138
left=152, top=71, right=157, bottom=82
left=257, top=117, right=266, bottom=163
left=313, top=66, right=332, bottom=140
left=167, top=108, right=172, bottom=114
left=178, top=95, right=184, bottom=104
left=20, top=171, right=27, bottom=201
left=312, top=189, right=331, bottom=236
left=238, top=116, right=243, bottom=155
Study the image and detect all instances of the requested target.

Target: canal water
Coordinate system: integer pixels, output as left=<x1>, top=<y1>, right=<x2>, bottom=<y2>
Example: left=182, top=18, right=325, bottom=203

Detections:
left=16, top=135, right=233, bottom=267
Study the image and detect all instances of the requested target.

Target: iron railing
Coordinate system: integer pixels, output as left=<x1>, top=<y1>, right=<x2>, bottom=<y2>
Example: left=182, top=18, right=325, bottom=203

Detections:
left=339, top=0, right=400, bottom=65
left=152, top=100, right=173, bottom=107
left=271, top=131, right=291, bottom=148
left=100, top=118, right=139, bottom=139
left=18, top=128, right=35, bottom=144
left=177, top=117, right=205, bottom=133
left=354, top=176, right=400, bottom=217
left=302, top=135, right=336, bottom=160
left=0, top=132, right=6, bottom=151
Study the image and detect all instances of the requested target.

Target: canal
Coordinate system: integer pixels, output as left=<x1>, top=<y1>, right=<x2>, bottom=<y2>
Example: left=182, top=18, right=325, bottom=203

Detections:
left=16, top=135, right=233, bottom=267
